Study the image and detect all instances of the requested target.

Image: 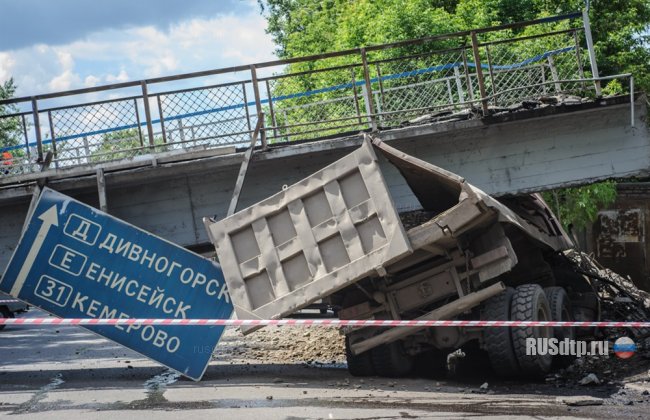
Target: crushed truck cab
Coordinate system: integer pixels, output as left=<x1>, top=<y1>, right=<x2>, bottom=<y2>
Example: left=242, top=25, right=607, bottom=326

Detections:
left=204, top=134, right=599, bottom=377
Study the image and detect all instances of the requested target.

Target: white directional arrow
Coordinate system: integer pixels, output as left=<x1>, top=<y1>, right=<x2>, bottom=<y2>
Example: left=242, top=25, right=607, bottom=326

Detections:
left=10, top=205, right=59, bottom=296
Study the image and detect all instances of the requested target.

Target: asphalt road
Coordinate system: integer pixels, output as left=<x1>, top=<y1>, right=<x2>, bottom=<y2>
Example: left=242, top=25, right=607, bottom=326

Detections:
left=2, top=309, right=650, bottom=419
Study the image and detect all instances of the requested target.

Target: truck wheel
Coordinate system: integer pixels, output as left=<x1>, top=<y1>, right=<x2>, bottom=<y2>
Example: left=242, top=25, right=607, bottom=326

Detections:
left=345, top=335, right=375, bottom=377
left=481, top=287, right=520, bottom=376
left=511, top=284, right=553, bottom=376
left=544, top=287, right=575, bottom=368
left=371, top=341, right=413, bottom=378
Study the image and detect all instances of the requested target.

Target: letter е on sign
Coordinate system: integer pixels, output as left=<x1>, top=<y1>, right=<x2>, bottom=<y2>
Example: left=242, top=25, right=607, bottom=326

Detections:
left=0, top=188, right=233, bottom=381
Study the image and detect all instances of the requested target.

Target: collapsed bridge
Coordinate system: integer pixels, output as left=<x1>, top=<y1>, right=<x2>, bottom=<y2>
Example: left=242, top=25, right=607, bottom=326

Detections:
left=0, top=11, right=648, bottom=272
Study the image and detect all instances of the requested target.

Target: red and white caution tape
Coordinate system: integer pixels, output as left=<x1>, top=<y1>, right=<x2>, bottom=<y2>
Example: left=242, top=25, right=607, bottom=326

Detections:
left=1, top=318, right=650, bottom=328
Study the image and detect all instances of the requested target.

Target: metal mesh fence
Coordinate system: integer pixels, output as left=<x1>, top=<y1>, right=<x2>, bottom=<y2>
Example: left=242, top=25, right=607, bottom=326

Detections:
left=0, top=111, right=43, bottom=177
left=158, top=82, right=251, bottom=149
left=0, top=15, right=604, bottom=179
left=483, top=31, right=585, bottom=106
left=49, top=98, right=143, bottom=166
left=265, top=63, right=370, bottom=143
left=372, top=50, right=468, bottom=127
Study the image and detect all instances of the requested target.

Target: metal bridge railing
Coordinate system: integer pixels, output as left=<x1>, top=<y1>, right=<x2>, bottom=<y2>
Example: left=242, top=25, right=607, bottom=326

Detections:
left=0, top=11, right=612, bottom=179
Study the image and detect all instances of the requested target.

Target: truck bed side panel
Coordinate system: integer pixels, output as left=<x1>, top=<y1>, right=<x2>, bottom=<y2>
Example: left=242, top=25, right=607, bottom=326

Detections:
left=205, top=138, right=413, bottom=329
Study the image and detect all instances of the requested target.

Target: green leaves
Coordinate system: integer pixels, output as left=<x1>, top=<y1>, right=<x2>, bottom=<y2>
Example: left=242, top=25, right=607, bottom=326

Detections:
left=258, top=0, right=650, bottom=93
left=256, top=1, right=648, bottom=230
left=542, top=180, right=617, bottom=230
left=0, top=78, right=21, bottom=149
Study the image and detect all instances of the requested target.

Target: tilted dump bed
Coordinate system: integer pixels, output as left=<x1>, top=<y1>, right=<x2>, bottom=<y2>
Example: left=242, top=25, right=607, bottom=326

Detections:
left=204, top=135, right=573, bottom=334
left=204, top=138, right=413, bottom=331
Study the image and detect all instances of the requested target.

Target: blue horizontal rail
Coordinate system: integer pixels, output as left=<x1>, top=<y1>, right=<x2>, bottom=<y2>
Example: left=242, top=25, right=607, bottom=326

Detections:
left=0, top=46, right=575, bottom=154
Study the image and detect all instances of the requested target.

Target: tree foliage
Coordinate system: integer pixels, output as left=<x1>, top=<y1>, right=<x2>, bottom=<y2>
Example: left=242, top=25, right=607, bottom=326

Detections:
left=259, top=0, right=650, bottom=91
left=91, top=128, right=145, bottom=161
left=0, top=78, right=21, bottom=149
left=542, top=181, right=617, bottom=230
left=91, top=128, right=164, bottom=162
left=258, top=0, right=645, bottom=228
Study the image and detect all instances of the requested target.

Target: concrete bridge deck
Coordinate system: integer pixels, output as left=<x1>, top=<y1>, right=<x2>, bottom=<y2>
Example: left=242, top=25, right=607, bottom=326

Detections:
left=0, top=94, right=647, bottom=270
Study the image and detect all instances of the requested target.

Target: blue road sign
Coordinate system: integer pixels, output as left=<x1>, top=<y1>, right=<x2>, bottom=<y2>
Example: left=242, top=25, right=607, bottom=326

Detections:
left=0, top=188, right=233, bottom=380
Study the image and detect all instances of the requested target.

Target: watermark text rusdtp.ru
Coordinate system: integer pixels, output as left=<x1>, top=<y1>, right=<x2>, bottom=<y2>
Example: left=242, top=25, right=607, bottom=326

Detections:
left=526, top=338, right=608, bottom=357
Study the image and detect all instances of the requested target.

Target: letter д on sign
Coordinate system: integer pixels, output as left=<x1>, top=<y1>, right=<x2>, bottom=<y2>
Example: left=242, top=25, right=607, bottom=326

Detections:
left=0, top=188, right=233, bottom=381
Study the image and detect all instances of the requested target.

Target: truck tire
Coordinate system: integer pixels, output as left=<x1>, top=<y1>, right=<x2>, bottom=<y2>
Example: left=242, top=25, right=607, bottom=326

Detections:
left=544, top=287, right=575, bottom=368
left=371, top=341, right=413, bottom=378
left=345, top=335, right=375, bottom=377
left=481, top=287, right=520, bottom=376
left=511, top=284, right=553, bottom=376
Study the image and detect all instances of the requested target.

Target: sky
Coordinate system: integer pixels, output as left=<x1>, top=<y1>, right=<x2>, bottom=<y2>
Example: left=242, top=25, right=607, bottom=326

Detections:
left=0, top=0, right=276, bottom=99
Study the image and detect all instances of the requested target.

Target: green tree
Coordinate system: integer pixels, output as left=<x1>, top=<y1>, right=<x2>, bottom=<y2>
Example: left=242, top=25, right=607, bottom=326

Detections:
left=259, top=0, right=464, bottom=59
left=258, top=0, right=646, bottom=228
left=91, top=128, right=164, bottom=162
left=0, top=78, right=22, bottom=150
left=542, top=181, right=617, bottom=230
left=259, top=0, right=650, bottom=91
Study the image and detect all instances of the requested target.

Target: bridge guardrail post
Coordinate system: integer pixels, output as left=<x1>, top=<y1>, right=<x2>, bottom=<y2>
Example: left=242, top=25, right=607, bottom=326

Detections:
left=156, top=95, right=168, bottom=145
left=582, top=8, right=601, bottom=96
left=453, top=66, right=465, bottom=106
left=140, top=81, right=156, bottom=148
left=250, top=65, right=267, bottom=149
left=242, top=81, right=253, bottom=137
left=265, top=80, right=278, bottom=140
left=83, top=136, right=90, bottom=164
left=375, top=63, right=387, bottom=124
left=133, top=98, right=145, bottom=147
left=470, top=32, right=490, bottom=115
left=572, top=29, right=587, bottom=94
left=360, top=48, right=377, bottom=131
left=178, top=119, right=185, bottom=143
left=20, top=115, right=30, bottom=161
left=46, top=111, right=58, bottom=169
left=461, top=49, right=474, bottom=105
left=351, top=67, right=363, bottom=125
left=547, top=55, right=562, bottom=92
left=485, top=45, right=498, bottom=106
left=30, top=98, right=43, bottom=162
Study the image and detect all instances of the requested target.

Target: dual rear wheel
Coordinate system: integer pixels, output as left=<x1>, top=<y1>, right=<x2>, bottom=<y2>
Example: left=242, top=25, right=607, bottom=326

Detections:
left=482, top=284, right=574, bottom=377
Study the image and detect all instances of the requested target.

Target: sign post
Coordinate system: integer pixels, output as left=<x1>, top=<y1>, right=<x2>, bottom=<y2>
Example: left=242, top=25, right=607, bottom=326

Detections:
left=1, top=188, right=233, bottom=381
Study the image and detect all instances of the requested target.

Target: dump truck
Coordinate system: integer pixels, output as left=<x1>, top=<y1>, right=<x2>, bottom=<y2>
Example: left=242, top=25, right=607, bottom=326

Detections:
left=204, top=134, right=600, bottom=378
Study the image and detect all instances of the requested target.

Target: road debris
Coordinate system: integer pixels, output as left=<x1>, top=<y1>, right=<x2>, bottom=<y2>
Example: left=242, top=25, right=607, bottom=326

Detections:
left=578, top=373, right=600, bottom=386
left=213, top=326, right=345, bottom=366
